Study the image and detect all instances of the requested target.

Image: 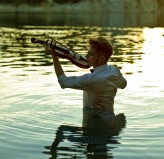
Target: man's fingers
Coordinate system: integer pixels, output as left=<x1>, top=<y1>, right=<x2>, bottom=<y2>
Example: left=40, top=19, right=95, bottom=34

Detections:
left=43, top=43, right=58, bottom=57
left=43, top=43, right=53, bottom=53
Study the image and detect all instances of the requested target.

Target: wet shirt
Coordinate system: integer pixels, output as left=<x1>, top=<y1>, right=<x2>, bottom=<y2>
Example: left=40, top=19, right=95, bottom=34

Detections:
left=58, top=64, right=127, bottom=112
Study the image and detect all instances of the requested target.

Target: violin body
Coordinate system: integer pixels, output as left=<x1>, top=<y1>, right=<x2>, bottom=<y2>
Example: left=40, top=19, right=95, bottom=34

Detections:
left=31, top=37, right=90, bottom=69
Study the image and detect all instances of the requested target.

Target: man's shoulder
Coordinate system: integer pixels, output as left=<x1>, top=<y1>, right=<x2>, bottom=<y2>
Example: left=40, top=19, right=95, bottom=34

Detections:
left=108, top=64, right=121, bottom=72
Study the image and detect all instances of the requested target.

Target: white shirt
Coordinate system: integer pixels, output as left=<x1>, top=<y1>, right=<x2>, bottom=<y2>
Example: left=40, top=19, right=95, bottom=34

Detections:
left=58, top=64, right=127, bottom=113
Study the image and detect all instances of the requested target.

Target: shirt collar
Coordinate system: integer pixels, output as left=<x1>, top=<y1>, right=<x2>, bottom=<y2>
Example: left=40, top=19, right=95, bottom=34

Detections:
left=91, top=64, right=108, bottom=73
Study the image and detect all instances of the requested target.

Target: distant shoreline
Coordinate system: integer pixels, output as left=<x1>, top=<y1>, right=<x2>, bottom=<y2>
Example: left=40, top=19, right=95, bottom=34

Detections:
left=0, top=1, right=163, bottom=14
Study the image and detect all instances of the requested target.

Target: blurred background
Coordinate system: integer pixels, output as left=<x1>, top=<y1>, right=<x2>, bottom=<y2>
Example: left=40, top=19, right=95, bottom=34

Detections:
left=0, top=0, right=164, bottom=27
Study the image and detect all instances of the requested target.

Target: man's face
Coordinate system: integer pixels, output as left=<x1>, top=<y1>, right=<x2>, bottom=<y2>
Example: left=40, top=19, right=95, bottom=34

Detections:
left=86, top=46, right=99, bottom=68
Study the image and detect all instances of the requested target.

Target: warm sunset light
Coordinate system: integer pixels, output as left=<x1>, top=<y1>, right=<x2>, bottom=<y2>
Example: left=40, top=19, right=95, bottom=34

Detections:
left=140, top=28, right=164, bottom=78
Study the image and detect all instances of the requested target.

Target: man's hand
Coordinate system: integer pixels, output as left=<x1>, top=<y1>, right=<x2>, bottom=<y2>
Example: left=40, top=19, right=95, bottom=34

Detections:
left=43, top=43, right=56, bottom=57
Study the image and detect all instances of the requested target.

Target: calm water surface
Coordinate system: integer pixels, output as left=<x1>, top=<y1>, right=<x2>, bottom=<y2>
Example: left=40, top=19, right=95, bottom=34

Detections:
left=0, top=26, right=164, bottom=159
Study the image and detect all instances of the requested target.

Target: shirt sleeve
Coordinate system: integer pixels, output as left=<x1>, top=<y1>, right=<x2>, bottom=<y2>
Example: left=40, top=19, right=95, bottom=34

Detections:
left=118, top=75, right=127, bottom=89
left=110, top=66, right=127, bottom=89
left=58, top=74, right=91, bottom=90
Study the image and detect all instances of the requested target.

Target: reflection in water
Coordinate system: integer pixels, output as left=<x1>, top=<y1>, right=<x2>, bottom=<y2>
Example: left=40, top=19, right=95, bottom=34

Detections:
left=43, top=113, right=126, bottom=159
left=0, top=12, right=164, bottom=27
left=43, top=125, right=125, bottom=159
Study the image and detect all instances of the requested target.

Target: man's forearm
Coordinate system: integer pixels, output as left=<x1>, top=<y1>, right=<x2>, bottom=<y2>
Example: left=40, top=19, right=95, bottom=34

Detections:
left=52, top=55, right=65, bottom=78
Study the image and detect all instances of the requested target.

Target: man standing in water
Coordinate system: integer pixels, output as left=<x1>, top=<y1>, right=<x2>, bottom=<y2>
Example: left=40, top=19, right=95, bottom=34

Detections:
left=45, top=36, right=127, bottom=130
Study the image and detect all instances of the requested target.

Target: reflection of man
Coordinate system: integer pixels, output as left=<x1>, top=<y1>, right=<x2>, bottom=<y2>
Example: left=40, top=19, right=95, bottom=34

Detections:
left=44, top=36, right=127, bottom=129
left=43, top=122, right=126, bottom=159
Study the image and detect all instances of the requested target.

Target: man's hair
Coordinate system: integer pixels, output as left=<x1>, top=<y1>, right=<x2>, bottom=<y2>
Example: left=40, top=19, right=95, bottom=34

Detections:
left=89, top=36, right=113, bottom=62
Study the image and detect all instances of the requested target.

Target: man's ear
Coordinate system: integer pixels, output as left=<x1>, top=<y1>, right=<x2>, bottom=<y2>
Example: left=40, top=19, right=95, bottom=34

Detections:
left=99, top=55, right=106, bottom=64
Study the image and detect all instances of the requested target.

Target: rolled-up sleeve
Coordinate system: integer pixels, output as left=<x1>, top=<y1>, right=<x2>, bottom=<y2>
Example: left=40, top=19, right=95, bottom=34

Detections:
left=58, top=74, right=91, bottom=90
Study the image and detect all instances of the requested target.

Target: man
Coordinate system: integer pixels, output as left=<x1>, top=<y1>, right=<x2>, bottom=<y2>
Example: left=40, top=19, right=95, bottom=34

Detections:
left=45, top=36, right=127, bottom=130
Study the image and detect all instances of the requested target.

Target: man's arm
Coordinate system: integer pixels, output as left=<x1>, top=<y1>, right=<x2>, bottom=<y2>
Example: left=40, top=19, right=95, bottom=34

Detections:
left=43, top=43, right=65, bottom=78
left=44, top=44, right=90, bottom=90
left=51, top=54, right=65, bottom=78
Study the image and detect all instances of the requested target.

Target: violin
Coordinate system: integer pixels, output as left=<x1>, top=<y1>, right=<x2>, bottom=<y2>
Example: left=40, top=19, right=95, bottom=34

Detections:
left=31, top=35, right=90, bottom=69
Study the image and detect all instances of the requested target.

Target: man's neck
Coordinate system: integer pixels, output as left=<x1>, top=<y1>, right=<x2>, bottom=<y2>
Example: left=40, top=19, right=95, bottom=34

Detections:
left=93, top=63, right=107, bottom=69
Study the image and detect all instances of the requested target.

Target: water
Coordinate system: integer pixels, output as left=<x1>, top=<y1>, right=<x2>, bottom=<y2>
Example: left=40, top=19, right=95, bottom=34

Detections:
left=1, top=18, right=164, bottom=158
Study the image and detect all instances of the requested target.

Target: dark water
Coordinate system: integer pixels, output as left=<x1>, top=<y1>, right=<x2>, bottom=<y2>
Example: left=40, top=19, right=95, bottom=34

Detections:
left=1, top=12, right=164, bottom=27
left=0, top=13, right=164, bottom=159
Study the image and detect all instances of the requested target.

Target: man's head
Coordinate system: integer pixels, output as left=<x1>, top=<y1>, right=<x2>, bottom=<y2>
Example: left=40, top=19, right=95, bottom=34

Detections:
left=86, top=36, right=113, bottom=68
